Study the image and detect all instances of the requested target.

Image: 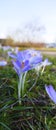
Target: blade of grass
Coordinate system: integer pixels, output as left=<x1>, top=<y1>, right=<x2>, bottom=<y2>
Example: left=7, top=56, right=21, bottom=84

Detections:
left=0, top=122, right=11, bottom=130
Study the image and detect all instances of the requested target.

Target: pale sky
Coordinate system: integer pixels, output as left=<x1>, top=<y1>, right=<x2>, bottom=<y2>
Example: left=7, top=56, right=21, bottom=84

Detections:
left=0, top=0, right=56, bottom=43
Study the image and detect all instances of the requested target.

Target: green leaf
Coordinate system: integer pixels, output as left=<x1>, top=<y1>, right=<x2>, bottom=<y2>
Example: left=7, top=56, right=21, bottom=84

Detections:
left=12, top=106, right=33, bottom=111
left=0, top=122, right=11, bottom=130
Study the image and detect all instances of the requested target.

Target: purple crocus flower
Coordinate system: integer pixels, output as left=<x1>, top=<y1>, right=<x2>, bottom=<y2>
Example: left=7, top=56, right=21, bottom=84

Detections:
left=42, top=59, right=52, bottom=67
left=8, top=49, right=42, bottom=60
left=45, top=85, right=56, bottom=104
left=41, top=58, right=52, bottom=74
left=8, top=49, right=42, bottom=75
left=0, top=61, right=7, bottom=66
left=8, top=49, right=43, bottom=102
left=35, top=58, right=52, bottom=75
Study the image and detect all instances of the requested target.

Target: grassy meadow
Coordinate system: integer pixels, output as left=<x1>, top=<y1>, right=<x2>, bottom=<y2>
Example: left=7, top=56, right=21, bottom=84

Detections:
left=0, top=47, right=56, bottom=130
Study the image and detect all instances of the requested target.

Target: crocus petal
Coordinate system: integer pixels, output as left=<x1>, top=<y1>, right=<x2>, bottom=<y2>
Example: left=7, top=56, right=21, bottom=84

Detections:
left=12, top=60, right=21, bottom=70
left=8, top=51, right=17, bottom=59
left=26, top=49, right=41, bottom=56
left=14, top=67, right=20, bottom=76
left=42, top=59, right=52, bottom=67
left=17, top=50, right=31, bottom=62
left=0, top=61, right=7, bottom=66
left=24, top=60, right=29, bottom=66
left=17, top=51, right=24, bottom=61
left=23, top=64, right=32, bottom=72
left=45, top=85, right=56, bottom=104
left=30, top=56, right=42, bottom=65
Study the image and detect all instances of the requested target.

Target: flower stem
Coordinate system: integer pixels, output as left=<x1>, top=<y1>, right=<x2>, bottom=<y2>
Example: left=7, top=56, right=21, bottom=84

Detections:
left=18, top=73, right=23, bottom=104
left=22, top=72, right=27, bottom=95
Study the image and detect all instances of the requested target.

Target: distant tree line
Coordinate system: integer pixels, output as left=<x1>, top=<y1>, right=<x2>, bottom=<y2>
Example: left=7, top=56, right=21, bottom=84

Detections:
left=0, top=38, right=46, bottom=48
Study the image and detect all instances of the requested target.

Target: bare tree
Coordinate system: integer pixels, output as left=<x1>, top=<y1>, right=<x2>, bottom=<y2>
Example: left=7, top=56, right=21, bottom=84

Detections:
left=11, top=19, right=45, bottom=43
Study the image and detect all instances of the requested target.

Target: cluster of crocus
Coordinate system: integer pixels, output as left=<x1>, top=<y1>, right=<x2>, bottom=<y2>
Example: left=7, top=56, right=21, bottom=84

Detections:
left=8, top=49, right=43, bottom=103
left=0, top=49, right=55, bottom=105
left=8, top=49, right=56, bottom=104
